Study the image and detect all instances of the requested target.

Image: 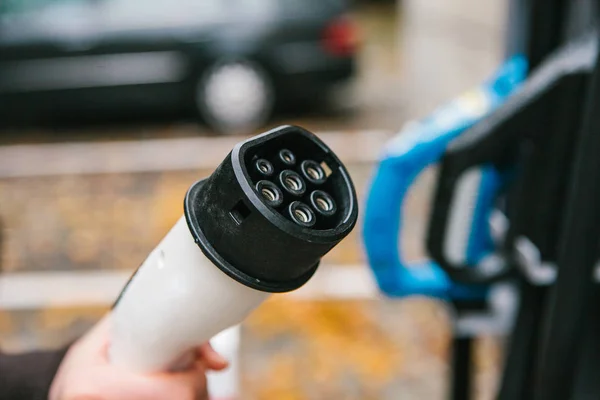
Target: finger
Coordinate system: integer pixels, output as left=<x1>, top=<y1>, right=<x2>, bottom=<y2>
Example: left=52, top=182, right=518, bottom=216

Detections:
left=110, top=364, right=208, bottom=400
left=87, top=314, right=112, bottom=340
left=196, top=343, right=229, bottom=371
left=66, top=314, right=112, bottom=363
left=168, top=350, right=196, bottom=372
left=197, top=385, right=210, bottom=400
left=160, top=362, right=209, bottom=399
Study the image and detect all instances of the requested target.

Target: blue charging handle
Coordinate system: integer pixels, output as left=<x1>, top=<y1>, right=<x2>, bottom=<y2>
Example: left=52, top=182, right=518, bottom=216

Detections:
left=363, top=55, right=528, bottom=299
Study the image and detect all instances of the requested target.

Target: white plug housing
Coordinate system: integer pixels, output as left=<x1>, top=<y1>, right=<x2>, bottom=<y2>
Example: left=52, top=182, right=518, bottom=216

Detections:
left=109, top=126, right=358, bottom=372
left=110, top=216, right=269, bottom=372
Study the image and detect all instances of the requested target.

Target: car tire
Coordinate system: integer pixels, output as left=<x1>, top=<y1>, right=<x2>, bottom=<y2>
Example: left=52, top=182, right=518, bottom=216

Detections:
left=196, top=60, right=273, bottom=135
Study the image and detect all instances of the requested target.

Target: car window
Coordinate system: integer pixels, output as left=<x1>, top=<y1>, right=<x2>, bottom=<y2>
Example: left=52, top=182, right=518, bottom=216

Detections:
left=0, top=0, right=98, bottom=42
left=102, top=0, right=222, bottom=27
left=0, top=0, right=88, bottom=16
left=222, top=0, right=278, bottom=21
left=100, top=0, right=276, bottom=31
left=280, top=0, right=346, bottom=17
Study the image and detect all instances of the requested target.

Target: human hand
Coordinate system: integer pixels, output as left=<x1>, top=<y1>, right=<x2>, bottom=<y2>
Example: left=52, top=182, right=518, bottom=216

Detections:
left=49, top=315, right=228, bottom=400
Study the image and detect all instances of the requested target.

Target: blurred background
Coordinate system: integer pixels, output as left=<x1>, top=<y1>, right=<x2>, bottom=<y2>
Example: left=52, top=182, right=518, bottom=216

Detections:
left=0, top=0, right=508, bottom=398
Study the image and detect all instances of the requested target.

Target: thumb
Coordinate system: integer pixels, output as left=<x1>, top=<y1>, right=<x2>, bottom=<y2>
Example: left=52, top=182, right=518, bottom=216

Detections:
left=75, top=314, right=112, bottom=359
left=197, top=343, right=229, bottom=371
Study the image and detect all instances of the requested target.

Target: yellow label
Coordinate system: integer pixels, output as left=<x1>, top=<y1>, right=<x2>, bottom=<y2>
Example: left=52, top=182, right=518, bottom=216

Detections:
left=455, top=89, right=490, bottom=117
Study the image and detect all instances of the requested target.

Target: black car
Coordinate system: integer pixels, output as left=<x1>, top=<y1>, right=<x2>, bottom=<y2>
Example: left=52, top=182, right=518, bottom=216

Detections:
left=0, top=0, right=356, bottom=133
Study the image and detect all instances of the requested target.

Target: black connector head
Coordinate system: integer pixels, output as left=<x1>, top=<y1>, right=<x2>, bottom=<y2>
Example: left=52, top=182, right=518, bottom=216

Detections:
left=184, top=125, right=358, bottom=293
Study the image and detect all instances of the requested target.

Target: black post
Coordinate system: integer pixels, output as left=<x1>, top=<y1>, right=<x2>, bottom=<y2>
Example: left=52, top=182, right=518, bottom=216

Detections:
left=496, top=1, right=581, bottom=398
left=532, top=27, right=600, bottom=400
left=449, top=300, right=489, bottom=400
left=570, top=286, right=600, bottom=399
left=525, top=0, right=569, bottom=70
left=496, top=283, right=545, bottom=400
left=450, top=336, right=473, bottom=400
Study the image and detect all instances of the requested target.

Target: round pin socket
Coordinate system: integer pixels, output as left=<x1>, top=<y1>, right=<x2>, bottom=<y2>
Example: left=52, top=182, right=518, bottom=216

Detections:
left=289, top=201, right=316, bottom=227
left=278, top=149, right=296, bottom=166
left=255, top=159, right=274, bottom=177
left=184, top=125, right=358, bottom=293
left=301, top=160, right=326, bottom=184
left=310, top=190, right=337, bottom=216
left=256, top=180, right=283, bottom=207
left=279, top=170, right=306, bottom=196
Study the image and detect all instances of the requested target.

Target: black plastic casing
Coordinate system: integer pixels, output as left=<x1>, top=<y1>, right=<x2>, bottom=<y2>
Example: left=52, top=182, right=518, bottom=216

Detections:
left=184, top=125, right=358, bottom=293
left=426, top=31, right=597, bottom=284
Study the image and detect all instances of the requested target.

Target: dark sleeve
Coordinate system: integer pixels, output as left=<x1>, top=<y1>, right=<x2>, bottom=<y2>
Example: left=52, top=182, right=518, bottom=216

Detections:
left=0, top=347, right=70, bottom=400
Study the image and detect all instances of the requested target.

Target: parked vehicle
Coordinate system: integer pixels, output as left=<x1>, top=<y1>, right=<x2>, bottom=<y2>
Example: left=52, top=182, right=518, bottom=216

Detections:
left=0, top=0, right=357, bottom=133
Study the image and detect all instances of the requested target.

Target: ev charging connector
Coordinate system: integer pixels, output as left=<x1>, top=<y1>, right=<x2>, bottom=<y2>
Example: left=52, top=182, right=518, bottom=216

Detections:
left=110, top=125, right=358, bottom=372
